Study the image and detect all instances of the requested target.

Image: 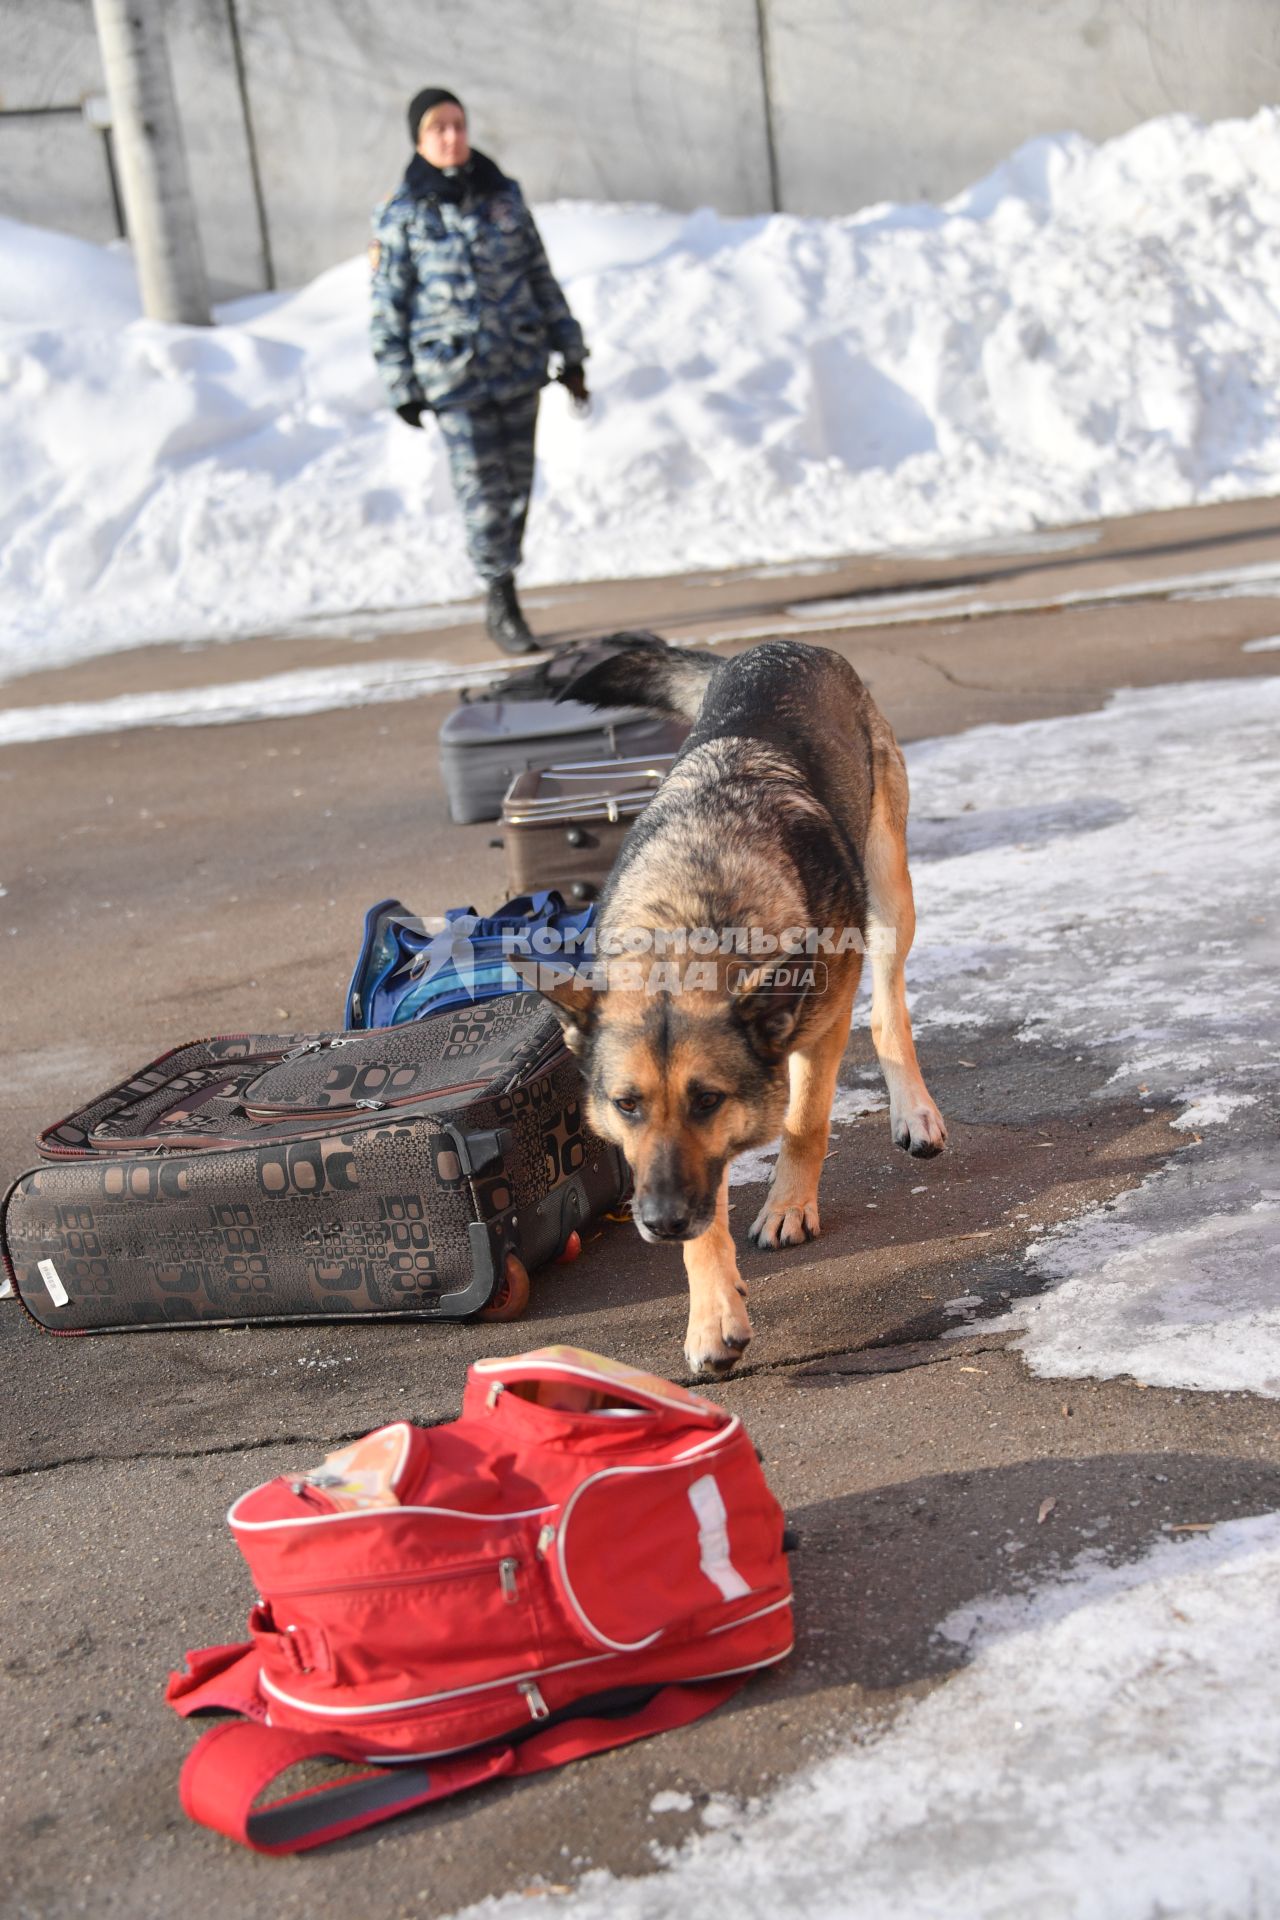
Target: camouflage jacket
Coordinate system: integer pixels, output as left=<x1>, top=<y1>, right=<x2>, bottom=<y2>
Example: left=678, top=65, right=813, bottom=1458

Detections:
left=369, top=155, right=586, bottom=413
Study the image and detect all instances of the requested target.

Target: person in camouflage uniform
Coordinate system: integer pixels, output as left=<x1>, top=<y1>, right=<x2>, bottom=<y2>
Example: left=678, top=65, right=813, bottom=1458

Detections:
left=370, top=88, right=589, bottom=653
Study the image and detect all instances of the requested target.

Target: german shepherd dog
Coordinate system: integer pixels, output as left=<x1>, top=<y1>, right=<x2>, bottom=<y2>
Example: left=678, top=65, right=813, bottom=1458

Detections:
left=515, top=635, right=946, bottom=1376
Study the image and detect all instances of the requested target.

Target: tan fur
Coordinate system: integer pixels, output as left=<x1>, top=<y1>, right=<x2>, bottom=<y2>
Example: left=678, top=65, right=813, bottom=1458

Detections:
left=525, top=648, right=945, bottom=1377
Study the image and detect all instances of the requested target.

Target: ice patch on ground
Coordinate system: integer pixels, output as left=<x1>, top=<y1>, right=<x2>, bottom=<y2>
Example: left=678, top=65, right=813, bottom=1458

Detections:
left=904, top=674, right=1280, bottom=1396
left=7, top=108, right=1280, bottom=674
left=452, top=1513, right=1280, bottom=1920
left=0, top=654, right=512, bottom=746
left=990, top=1166, right=1280, bottom=1396
left=1171, top=1089, right=1259, bottom=1129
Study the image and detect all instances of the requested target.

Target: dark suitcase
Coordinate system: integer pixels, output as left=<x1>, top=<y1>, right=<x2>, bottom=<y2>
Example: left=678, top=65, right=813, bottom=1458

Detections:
left=502, top=753, right=679, bottom=901
left=1, top=996, right=627, bottom=1334
left=439, top=696, right=687, bottom=825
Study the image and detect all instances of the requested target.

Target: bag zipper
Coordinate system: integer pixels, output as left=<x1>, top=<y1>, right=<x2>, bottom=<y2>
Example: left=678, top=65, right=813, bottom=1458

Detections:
left=517, top=1679, right=549, bottom=1720
left=269, top=1557, right=523, bottom=1601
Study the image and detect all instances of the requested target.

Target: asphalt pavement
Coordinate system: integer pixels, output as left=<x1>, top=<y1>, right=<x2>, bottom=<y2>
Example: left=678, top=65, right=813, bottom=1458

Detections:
left=3, top=497, right=1280, bottom=1917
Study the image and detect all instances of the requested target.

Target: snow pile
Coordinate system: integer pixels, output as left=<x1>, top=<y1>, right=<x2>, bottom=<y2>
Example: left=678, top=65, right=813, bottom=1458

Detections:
left=6, top=108, right=1280, bottom=673
left=454, top=1514, right=1280, bottom=1920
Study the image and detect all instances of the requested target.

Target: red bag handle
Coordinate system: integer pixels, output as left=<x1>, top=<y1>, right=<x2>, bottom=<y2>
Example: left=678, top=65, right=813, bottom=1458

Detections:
left=472, top=1347, right=726, bottom=1422
left=179, top=1678, right=742, bottom=1852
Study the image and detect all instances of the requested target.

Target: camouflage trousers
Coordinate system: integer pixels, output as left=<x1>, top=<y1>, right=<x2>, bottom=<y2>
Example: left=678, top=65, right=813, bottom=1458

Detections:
left=435, top=389, right=540, bottom=582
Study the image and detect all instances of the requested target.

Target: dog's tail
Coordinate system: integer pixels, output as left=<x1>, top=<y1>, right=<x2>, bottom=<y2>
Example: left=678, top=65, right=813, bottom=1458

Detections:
left=501, top=630, right=717, bottom=723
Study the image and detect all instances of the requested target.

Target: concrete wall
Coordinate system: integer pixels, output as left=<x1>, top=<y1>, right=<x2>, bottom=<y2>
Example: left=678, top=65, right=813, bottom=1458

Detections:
left=765, top=0, right=1280, bottom=213
left=0, top=0, right=268, bottom=293
left=1, top=0, right=1277, bottom=296
left=232, top=0, right=774, bottom=285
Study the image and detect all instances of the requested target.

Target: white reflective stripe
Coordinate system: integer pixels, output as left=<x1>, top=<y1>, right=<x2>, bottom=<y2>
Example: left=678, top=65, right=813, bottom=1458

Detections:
left=551, top=1443, right=739, bottom=1653
left=687, top=1475, right=751, bottom=1602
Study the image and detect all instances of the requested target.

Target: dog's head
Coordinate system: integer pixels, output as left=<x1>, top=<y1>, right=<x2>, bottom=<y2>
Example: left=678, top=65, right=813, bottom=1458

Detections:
left=518, top=959, right=807, bottom=1242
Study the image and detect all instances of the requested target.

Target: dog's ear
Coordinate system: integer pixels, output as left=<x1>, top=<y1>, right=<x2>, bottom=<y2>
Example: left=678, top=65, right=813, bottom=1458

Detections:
left=508, top=959, right=599, bottom=1055
left=730, top=962, right=807, bottom=1060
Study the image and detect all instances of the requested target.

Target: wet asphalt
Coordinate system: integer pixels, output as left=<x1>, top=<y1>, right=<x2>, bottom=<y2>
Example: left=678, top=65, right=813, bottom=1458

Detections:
left=3, top=496, right=1280, bottom=1917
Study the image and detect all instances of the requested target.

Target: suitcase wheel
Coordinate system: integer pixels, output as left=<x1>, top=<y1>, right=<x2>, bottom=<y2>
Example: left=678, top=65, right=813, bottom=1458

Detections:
left=554, top=1230, right=582, bottom=1265
left=479, top=1250, right=531, bottom=1322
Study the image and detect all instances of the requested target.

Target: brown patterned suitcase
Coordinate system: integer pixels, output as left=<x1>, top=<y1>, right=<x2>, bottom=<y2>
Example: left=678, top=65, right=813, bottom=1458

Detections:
left=502, top=752, right=679, bottom=902
left=1, top=996, right=627, bottom=1334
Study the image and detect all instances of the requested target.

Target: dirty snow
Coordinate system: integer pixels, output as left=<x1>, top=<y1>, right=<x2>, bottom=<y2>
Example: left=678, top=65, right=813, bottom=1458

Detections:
left=454, top=1513, right=1280, bottom=1920
left=901, top=674, right=1280, bottom=1397
left=7, top=108, right=1280, bottom=675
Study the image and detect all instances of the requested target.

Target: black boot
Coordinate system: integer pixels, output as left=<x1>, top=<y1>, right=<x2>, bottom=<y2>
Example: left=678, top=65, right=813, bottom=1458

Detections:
left=485, top=574, right=537, bottom=655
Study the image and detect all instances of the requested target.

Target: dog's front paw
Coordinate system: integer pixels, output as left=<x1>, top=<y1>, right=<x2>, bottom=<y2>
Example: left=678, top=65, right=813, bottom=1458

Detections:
left=892, top=1099, right=947, bottom=1159
left=748, top=1191, right=820, bottom=1249
left=684, top=1289, right=752, bottom=1377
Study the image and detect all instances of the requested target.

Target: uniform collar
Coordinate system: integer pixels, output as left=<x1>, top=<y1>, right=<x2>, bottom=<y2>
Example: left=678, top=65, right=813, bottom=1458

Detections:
left=404, top=149, right=508, bottom=205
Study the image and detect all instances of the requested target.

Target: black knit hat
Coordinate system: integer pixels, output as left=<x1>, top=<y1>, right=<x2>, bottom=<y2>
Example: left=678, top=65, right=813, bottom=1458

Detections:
left=408, top=88, right=463, bottom=143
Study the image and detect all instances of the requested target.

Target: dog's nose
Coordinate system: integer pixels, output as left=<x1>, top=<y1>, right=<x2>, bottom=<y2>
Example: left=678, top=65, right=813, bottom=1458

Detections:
left=640, top=1204, right=691, bottom=1240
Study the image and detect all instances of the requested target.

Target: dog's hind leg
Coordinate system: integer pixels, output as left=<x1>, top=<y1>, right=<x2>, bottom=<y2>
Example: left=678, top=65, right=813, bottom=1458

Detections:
left=864, top=761, right=947, bottom=1159
left=748, top=989, right=856, bottom=1250
left=683, top=1169, right=752, bottom=1376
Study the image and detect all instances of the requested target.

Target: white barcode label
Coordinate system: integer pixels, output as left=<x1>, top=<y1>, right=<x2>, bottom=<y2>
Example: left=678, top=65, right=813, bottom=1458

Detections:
left=38, top=1259, right=69, bottom=1308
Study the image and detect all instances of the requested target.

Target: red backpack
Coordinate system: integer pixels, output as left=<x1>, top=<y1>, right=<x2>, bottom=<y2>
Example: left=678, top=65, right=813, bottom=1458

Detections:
left=167, top=1346, right=793, bottom=1852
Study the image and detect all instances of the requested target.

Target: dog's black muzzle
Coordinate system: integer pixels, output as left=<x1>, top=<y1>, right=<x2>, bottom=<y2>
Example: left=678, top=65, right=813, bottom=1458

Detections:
left=634, top=1198, right=714, bottom=1243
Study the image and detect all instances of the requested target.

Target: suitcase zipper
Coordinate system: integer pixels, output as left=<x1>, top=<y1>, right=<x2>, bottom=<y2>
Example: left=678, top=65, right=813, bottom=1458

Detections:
left=72, top=1075, right=499, bottom=1150
left=242, top=1076, right=491, bottom=1123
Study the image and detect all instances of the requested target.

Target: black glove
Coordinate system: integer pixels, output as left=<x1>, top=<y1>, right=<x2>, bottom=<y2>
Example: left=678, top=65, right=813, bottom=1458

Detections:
left=558, top=364, right=589, bottom=405
left=396, top=400, right=425, bottom=429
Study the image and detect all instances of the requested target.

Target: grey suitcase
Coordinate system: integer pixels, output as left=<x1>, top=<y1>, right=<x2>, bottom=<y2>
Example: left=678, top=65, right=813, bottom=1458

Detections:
left=439, top=697, right=687, bottom=825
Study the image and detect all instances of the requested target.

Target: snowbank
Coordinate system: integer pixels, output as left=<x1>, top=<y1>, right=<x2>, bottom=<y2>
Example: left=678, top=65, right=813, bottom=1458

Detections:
left=6, top=109, right=1280, bottom=675
left=453, top=1514, right=1280, bottom=1920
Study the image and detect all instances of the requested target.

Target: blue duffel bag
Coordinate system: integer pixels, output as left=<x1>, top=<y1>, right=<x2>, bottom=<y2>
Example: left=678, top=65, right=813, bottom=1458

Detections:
left=345, top=892, right=597, bottom=1031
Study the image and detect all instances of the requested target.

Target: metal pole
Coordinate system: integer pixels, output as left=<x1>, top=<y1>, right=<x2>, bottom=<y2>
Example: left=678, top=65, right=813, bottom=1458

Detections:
left=89, top=0, right=212, bottom=325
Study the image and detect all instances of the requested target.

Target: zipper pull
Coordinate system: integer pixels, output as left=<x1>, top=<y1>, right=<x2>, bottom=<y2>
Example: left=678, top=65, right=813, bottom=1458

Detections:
left=498, top=1556, right=520, bottom=1603
left=517, top=1679, right=549, bottom=1720
left=536, top=1524, right=556, bottom=1559
left=486, top=1382, right=504, bottom=1410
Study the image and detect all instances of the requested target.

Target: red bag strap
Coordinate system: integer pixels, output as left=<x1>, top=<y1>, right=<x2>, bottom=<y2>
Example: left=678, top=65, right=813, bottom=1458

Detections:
left=179, top=1677, right=743, bottom=1853
left=179, top=1722, right=515, bottom=1854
